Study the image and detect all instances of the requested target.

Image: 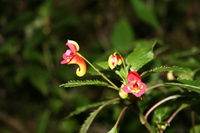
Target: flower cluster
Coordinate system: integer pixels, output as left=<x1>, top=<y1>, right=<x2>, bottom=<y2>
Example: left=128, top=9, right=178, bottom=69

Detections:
left=61, top=40, right=146, bottom=99
left=119, top=71, right=146, bottom=98
left=107, top=52, right=146, bottom=98
left=61, top=40, right=86, bottom=77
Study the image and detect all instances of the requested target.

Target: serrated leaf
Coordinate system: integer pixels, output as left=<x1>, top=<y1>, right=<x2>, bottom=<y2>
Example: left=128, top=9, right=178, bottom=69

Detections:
left=126, top=40, right=157, bottom=71
left=79, top=98, right=120, bottom=133
left=130, top=0, right=159, bottom=28
left=79, top=105, right=104, bottom=133
left=66, top=100, right=107, bottom=119
left=140, top=66, right=187, bottom=78
left=165, top=80, right=200, bottom=94
left=59, top=80, right=110, bottom=88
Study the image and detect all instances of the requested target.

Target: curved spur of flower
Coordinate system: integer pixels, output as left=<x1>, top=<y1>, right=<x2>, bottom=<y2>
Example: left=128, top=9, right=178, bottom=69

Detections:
left=65, top=40, right=80, bottom=54
left=120, top=71, right=146, bottom=98
left=61, top=51, right=86, bottom=77
left=108, top=52, right=123, bottom=69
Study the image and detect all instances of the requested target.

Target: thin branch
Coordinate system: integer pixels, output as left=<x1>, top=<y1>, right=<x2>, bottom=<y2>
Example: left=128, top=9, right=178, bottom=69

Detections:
left=112, top=106, right=128, bottom=129
left=145, top=84, right=165, bottom=92
left=159, top=104, right=189, bottom=133
left=78, top=53, right=119, bottom=90
left=145, top=95, right=181, bottom=120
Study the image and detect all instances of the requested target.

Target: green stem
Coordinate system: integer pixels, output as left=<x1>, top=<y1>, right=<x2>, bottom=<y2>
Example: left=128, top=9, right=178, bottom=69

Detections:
left=77, top=53, right=119, bottom=90
left=129, top=102, right=155, bottom=133
left=139, top=113, right=155, bottom=133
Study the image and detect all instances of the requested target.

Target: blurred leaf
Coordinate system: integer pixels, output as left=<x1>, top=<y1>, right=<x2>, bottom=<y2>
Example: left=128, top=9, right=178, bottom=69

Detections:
left=59, top=119, right=78, bottom=133
left=96, top=61, right=109, bottom=70
left=66, top=100, right=107, bottom=119
left=140, top=66, right=188, bottom=78
left=36, top=109, right=51, bottom=133
left=111, top=18, right=134, bottom=52
left=190, top=124, right=200, bottom=133
left=59, top=80, right=110, bottom=88
left=126, top=40, right=157, bottom=71
left=2, top=11, right=34, bottom=34
left=15, top=65, right=50, bottom=95
left=173, top=68, right=194, bottom=80
left=38, top=0, right=53, bottom=18
left=0, top=37, right=20, bottom=55
left=130, top=0, right=159, bottom=28
left=165, top=80, right=200, bottom=94
left=154, top=107, right=170, bottom=122
left=194, top=68, right=200, bottom=80
left=49, top=99, right=64, bottom=114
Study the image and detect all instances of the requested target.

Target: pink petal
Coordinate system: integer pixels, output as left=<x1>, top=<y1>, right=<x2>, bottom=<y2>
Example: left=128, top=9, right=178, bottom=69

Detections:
left=127, top=71, right=141, bottom=82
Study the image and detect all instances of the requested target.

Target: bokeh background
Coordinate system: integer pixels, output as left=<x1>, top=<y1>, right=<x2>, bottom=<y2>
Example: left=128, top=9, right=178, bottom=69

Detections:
left=1, top=0, right=200, bottom=133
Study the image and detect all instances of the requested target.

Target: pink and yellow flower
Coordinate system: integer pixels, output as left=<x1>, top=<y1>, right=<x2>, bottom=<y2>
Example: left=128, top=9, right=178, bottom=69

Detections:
left=120, top=71, right=146, bottom=98
left=108, top=52, right=123, bottom=69
left=61, top=40, right=86, bottom=77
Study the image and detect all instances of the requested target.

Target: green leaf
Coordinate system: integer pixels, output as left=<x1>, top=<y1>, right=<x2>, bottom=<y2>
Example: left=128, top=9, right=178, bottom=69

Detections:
left=140, top=66, right=187, bottom=78
left=165, top=80, right=200, bottom=94
left=108, top=126, right=118, bottom=133
left=79, top=105, right=105, bottom=133
left=111, top=18, right=134, bottom=52
left=130, top=0, right=159, bottom=28
left=96, top=61, right=109, bottom=70
left=190, top=124, right=200, bottom=133
left=126, top=40, right=157, bottom=71
left=66, top=100, right=107, bottom=119
left=59, top=80, right=110, bottom=88
left=154, top=107, right=171, bottom=122
left=36, top=109, right=51, bottom=133
left=79, top=98, right=120, bottom=133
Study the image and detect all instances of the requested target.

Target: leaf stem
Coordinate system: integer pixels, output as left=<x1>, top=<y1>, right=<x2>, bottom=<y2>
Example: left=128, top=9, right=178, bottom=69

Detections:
left=159, top=104, right=189, bottom=133
left=78, top=53, right=119, bottom=90
left=114, top=106, right=128, bottom=128
left=139, top=113, right=155, bottom=133
left=144, top=95, right=181, bottom=120
left=145, top=84, right=165, bottom=92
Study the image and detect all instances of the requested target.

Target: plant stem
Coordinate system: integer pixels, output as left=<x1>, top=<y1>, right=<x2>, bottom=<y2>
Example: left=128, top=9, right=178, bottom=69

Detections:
left=78, top=53, right=119, bottom=90
left=144, top=95, right=181, bottom=120
left=139, top=113, right=155, bottom=133
left=111, top=106, right=128, bottom=130
left=159, top=103, right=189, bottom=133
left=145, top=84, right=165, bottom=92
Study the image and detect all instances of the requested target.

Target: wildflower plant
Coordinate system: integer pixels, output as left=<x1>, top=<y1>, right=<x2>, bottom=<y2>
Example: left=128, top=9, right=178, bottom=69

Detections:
left=60, top=40, right=200, bottom=133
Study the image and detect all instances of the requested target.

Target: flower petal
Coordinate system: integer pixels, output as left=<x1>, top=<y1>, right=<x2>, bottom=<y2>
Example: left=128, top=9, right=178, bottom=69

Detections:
left=133, top=82, right=146, bottom=97
left=66, top=40, right=80, bottom=53
left=122, top=81, right=146, bottom=97
left=68, top=55, right=87, bottom=77
left=122, top=83, right=133, bottom=93
left=127, top=71, right=141, bottom=82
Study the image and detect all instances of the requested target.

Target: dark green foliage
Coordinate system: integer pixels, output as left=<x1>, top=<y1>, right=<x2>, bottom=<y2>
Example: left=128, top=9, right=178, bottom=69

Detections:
left=1, top=0, right=200, bottom=133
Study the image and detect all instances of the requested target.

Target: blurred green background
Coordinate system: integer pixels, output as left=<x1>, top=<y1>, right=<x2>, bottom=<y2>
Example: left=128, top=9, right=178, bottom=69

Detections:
left=0, top=0, right=200, bottom=133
